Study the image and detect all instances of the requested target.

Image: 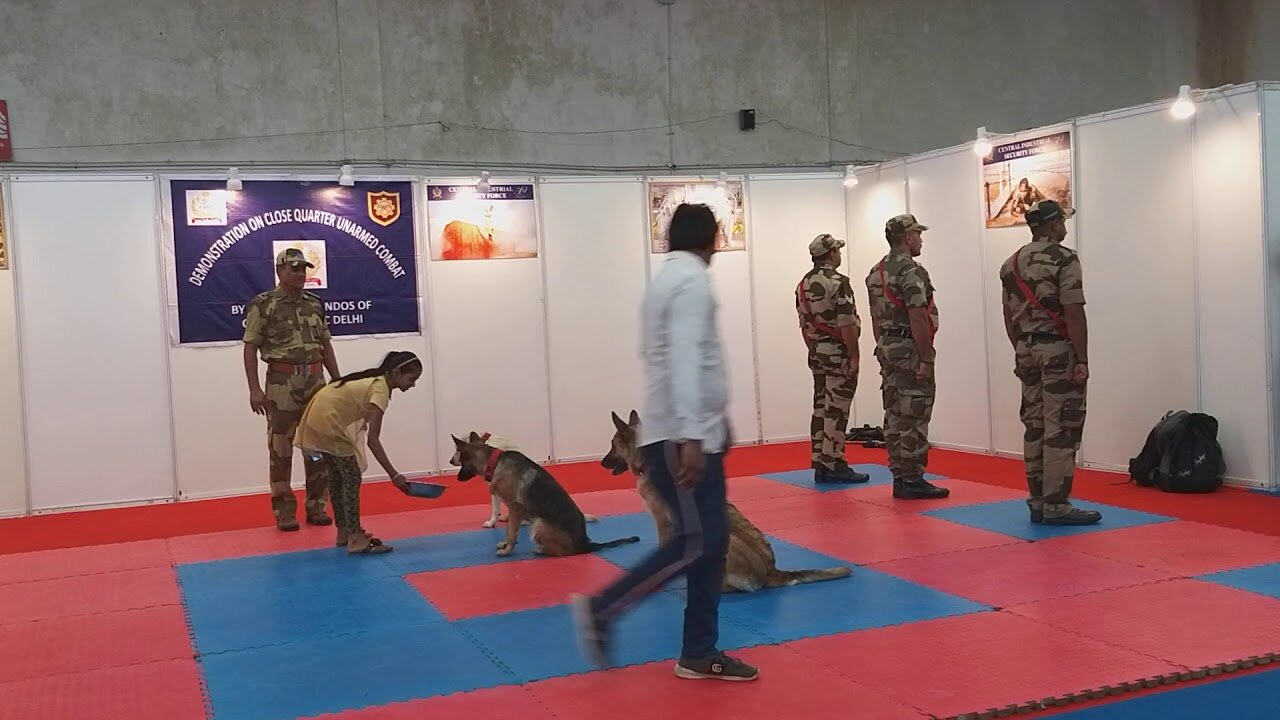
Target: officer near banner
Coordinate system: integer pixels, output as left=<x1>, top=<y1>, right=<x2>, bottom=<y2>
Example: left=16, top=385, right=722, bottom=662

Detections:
left=998, top=200, right=1100, bottom=525
left=866, top=214, right=949, bottom=500
left=796, top=233, right=869, bottom=484
left=243, top=247, right=342, bottom=531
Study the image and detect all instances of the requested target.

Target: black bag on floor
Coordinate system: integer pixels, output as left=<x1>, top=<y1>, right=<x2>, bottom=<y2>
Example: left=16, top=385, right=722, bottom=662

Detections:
left=1128, top=411, right=1225, bottom=493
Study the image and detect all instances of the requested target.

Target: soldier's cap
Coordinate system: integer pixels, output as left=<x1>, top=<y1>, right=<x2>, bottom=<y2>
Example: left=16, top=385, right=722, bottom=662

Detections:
left=275, top=247, right=314, bottom=268
left=885, top=214, right=928, bottom=236
left=1025, top=199, right=1076, bottom=226
left=808, top=233, right=846, bottom=257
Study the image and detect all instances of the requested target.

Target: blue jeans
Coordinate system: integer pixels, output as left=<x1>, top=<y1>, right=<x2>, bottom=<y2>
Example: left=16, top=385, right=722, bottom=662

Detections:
left=590, top=441, right=729, bottom=661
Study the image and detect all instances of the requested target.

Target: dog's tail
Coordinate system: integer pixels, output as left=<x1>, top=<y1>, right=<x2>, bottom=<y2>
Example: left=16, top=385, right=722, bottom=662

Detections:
left=764, top=566, right=852, bottom=588
left=586, top=535, right=641, bottom=551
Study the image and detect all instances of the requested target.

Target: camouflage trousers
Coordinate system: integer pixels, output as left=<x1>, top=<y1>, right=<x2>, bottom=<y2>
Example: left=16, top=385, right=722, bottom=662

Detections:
left=876, top=338, right=934, bottom=481
left=810, top=365, right=856, bottom=469
left=1014, top=339, right=1086, bottom=518
left=319, top=453, right=363, bottom=536
left=265, top=368, right=329, bottom=522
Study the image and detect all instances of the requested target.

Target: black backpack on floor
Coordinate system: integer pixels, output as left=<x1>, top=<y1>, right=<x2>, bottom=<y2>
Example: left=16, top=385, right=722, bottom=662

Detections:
left=1128, top=411, right=1226, bottom=493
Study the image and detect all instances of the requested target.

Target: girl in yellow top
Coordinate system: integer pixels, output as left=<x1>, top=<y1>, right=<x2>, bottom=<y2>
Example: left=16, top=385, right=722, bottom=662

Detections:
left=295, top=350, right=423, bottom=554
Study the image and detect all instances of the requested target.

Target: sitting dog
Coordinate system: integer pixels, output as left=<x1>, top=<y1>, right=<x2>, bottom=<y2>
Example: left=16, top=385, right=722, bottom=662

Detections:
left=452, top=432, right=639, bottom=557
left=450, top=431, right=599, bottom=528
left=602, top=410, right=852, bottom=592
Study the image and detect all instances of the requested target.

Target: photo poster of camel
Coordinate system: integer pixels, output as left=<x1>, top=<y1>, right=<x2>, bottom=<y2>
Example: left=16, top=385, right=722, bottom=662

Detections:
left=981, top=130, right=1073, bottom=229
left=647, top=179, right=748, bottom=254
left=425, top=182, right=539, bottom=261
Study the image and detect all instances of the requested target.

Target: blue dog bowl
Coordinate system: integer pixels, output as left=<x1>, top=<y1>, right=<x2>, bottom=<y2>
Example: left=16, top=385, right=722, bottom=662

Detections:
left=405, top=481, right=447, bottom=499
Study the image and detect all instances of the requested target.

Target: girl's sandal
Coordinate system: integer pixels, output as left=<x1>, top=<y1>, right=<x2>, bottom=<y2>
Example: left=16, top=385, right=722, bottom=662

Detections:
left=348, top=536, right=392, bottom=555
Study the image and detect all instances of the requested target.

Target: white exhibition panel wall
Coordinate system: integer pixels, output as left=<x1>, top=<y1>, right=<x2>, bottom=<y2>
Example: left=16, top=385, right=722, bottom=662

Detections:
left=980, top=125, right=1079, bottom=457
left=426, top=180, right=552, bottom=465
left=903, top=150, right=992, bottom=452
left=748, top=175, right=847, bottom=442
left=1268, top=86, right=1280, bottom=490
left=1192, top=89, right=1269, bottom=485
left=0, top=178, right=24, bottom=514
left=539, top=178, right=647, bottom=460
left=1074, top=108, right=1198, bottom=471
left=11, top=177, right=177, bottom=510
left=169, top=335, right=438, bottom=500
left=845, top=163, right=907, bottom=428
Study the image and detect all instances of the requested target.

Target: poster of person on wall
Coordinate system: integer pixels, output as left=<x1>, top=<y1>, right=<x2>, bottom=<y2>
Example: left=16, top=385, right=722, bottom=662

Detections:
left=425, top=182, right=539, bottom=261
left=165, top=179, right=420, bottom=345
left=981, top=130, right=1073, bottom=229
left=647, top=179, right=747, bottom=254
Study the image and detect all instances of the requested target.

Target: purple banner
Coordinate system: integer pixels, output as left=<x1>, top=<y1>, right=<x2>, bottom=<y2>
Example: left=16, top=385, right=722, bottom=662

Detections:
left=168, top=179, right=420, bottom=344
left=426, top=184, right=534, bottom=202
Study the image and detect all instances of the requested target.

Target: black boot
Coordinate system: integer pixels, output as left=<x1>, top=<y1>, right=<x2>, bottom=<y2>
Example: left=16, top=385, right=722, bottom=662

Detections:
left=1034, top=507, right=1102, bottom=525
left=892, top=477, right=949, bottom=499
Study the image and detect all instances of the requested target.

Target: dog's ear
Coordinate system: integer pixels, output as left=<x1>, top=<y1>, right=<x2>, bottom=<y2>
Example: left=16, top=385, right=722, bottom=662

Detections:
left=469, top=431, right=481, bottom=443
left=628, top=409, right=640, bottom=426
left=611, top=411, right=628, bottom=433
left=451, top=434, right=464, bottom=448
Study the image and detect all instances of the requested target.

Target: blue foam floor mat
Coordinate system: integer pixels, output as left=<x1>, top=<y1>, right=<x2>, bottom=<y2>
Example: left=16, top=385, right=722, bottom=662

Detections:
left=758, top=464, right=946, bottom=491
left=923, top=498, right=1174, bottom=541
left=1201, top=560, right=1280, bottom=600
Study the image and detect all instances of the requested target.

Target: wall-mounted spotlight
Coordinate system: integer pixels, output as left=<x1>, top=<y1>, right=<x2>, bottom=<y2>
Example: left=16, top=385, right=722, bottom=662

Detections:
left=338, top=164, right=355, bottom=187
left=1171, top=85, right=1196, bottom=120
left=476, top=170, right=491, bottom=193
left=842, top=164, right=859, bottom=188
left=226, top=167, right=242, bottom=191
left=973, top=127, right=993, bottom=158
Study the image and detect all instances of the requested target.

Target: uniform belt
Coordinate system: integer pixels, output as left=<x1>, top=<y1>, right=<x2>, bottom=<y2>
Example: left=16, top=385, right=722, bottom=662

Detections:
left=268, top=361, right=324, bottom=375
left=1019, top=332, right=1064, bottom=344
left=880, top=327, right=912, bottom=338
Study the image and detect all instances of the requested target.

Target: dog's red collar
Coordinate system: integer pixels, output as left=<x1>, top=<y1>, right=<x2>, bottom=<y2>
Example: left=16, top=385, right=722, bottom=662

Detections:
left=484, top=447, right=503, bottom=479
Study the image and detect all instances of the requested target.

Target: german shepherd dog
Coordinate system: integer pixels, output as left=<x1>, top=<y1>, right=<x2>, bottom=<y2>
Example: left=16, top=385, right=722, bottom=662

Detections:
left=602, top=411, right=852, bottom=592
left=452, top=432, right=640, bottom=557
left=449, top=431, right=599, bottom=528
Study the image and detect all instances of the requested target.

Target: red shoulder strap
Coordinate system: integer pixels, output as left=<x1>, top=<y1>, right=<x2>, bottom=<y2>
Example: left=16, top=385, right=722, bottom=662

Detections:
left=879, top=260, right=936, bottom=336
left=796, top=274, right=842, bottom=340
left=1009, top=248, right=1070, bottom=339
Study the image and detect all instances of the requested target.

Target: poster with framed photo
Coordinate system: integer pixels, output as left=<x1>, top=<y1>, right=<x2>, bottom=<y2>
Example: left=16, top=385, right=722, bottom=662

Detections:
left=981, top=130, right=1073, bottom=229
left=647, top=179, right=747, bottom=253
left=425, top=182, right=539, bottom=261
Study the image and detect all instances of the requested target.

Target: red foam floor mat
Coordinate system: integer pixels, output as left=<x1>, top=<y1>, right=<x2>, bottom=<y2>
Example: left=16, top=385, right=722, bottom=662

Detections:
left=0, top=566, right=180, bottom=624
left=784, top=611, right=1181, bottom=718
left=726, top=475, right=817, bottom=502
left=571, top=488, right=649, bottom=517
left=0, top=539, right=171, bottom=584
left=0, top=605, right=193, bottom=683
left=301, top=684, right=554, bottom=720
left=871, top=542, right=1177, bottom=607
left=1006, top=578, right=1280, bottom=669
left=0, top=658, right=207, bottom=720
left=732, top=492, right=895, bottom=532
left=846, top=477, right=1027, bottom=510
left=523, top=644, right=929, bottom=720
left=166, top=524, right=337, bottom=565
left=405, top=553, right=625, bottom=621
left=770, top=512, right=1019, bottom=565
left=1040, top=519, right=1280, bottom=576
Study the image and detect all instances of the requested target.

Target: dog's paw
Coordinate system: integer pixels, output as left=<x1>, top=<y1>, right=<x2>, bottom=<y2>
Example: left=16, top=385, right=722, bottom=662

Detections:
left=483, top=519, right=496, bottom=528
left=496, top=545, right=514, bottom=557
left=495, top=540, right=511, bottom=551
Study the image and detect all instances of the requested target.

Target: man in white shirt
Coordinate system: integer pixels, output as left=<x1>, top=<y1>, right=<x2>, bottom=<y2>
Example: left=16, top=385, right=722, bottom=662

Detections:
left=572, top=203, right=758, bottom=682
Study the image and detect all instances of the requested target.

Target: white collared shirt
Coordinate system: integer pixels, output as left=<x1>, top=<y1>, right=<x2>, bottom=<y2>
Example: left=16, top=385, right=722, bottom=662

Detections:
left=637, top=250, right=729, bottom=453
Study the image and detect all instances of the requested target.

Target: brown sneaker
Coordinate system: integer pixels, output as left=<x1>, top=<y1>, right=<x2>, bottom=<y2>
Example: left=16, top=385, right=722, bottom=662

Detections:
left=674, top=653, right=759, bottom=681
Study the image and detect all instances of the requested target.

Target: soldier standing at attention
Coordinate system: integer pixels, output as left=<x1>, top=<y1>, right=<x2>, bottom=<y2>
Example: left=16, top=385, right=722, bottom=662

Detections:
left=796, top=233, right=870, bottom=484
left=866, top=215, right=949, bottom=500
left=998, top=200, right=1100, bottom=525
left=243, top=247, right=342, bottom=531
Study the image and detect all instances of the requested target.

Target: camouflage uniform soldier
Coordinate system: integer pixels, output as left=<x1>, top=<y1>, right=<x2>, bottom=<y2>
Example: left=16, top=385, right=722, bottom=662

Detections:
left=243, top=247, right=341, bottom=531
left=998, top=200, right=1100, bottom=525
left=866, top=214, right=949, bottom=500
left=796, top=233, right=869, bottom=484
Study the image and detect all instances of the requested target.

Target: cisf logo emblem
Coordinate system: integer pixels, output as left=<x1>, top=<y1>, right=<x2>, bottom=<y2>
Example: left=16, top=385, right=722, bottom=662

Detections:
left=367, top=191, right=401, bottom=227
